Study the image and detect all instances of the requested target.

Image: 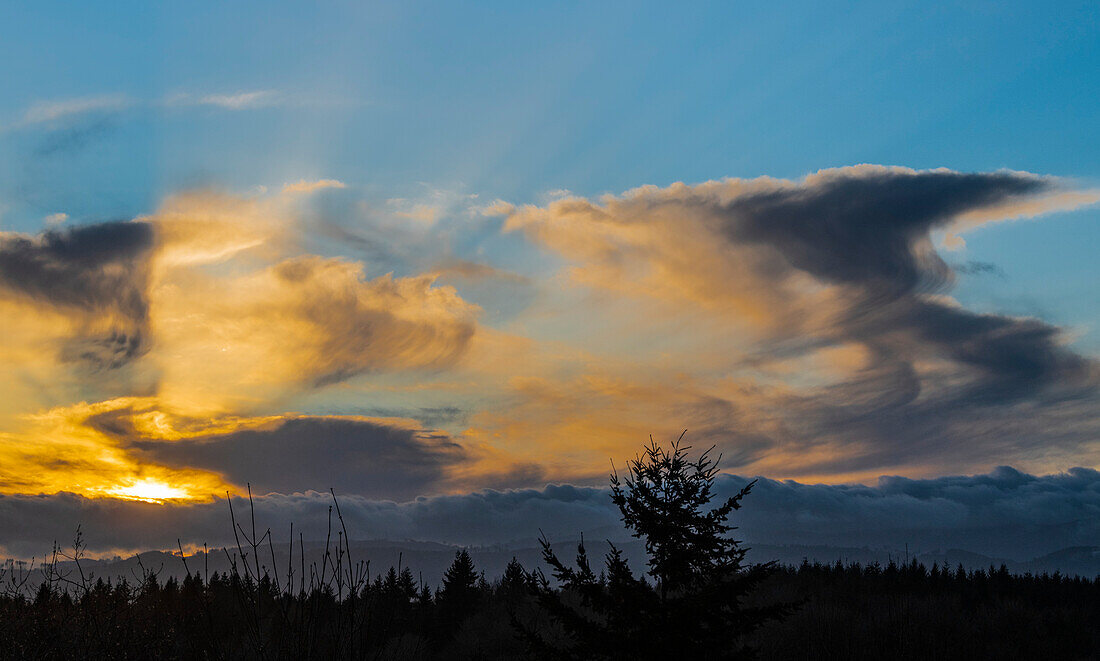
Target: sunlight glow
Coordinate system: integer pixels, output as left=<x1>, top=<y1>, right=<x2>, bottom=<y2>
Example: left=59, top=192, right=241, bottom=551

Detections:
left=108, top=479, right=190, bottom=503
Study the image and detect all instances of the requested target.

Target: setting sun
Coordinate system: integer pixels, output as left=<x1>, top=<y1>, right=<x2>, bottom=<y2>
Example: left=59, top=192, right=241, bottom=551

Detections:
left=108, top=479, right=190, bottom=504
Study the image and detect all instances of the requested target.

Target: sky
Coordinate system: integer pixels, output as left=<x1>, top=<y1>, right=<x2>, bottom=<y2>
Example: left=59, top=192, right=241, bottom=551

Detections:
left=0, top=1, right=1098, bottom=556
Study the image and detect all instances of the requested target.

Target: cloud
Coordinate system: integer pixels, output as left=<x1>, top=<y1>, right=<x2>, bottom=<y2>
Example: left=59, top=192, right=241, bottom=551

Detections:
left=738, top=466, right=1100, bottom=559
left=479, top=199, right=516, bottom=216
left=505, top=166, right=1095, bottom=330
left=152, top=255, right=478, bottom=409
left=114, top=414, right=467, bottom=500
left=282, top=179, right=347, bottom=194
left=2, top=166, right=1097, bottom=510
left=7, top=90, right=282, bottom=134
left=0, top=221, right=155, bottom=369
left=0, top=188, right=496, bottom=502
left=428, top=258, right=530, bottom=284
left=191, top=90, right=279, bottom=110
left=0, top=466, right=1096, bottom=561
left=0, top=191, right=483, bottom=410
left=16, top=94, right=133, bottom=127
left=500, top=166, right=1100, bottom=478
left=0, top=398, right=229, bottom=502
left=0, top=396, right=501, bottom=504
left=160, top=90, right=282, bottom=111
left=33, top=118, right=117, bottom=157
left=954, top=260, right=1003, bottom=277
left=385, top=189, right=481, bottom=226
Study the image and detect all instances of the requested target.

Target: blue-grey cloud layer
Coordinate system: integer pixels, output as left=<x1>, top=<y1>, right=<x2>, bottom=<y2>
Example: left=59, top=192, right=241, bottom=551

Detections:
left=2, top=466, right=1096, bottom=561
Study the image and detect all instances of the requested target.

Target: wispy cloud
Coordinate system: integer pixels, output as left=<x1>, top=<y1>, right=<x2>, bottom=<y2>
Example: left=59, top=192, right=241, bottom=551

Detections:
left=166, top=89, right=281, bottom=111
left=6, top=90, right=284, bottom=132
left=282, top=178, right=347, bottom=194
left=15, top=94, right=133, bottom=127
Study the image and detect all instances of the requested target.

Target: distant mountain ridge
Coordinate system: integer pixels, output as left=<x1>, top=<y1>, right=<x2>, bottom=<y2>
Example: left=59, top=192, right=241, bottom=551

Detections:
left=8, top=540, right=1097, bottom=592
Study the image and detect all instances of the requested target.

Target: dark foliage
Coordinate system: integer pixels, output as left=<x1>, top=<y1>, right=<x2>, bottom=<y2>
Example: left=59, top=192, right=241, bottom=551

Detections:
left=436, top=549, right=480, bottom=634
left=752, top=559, right=1100, bottom=660
left=3, top=550, right=1096, bottom=660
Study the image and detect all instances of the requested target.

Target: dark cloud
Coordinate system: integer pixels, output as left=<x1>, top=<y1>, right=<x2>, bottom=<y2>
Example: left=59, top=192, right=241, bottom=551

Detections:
left=899, top=299, right=1092, bottom=399
left=723, top=169, right=1049, bottom=295
left=712, top=168, right=1089, bottom=399
left=0, top=221, right=153, bottom=314
left=739, top=467, right=1100, bottom=560
left=0, top=221, right=155, bottom=368
left=124, top=416, right=467, bottom=500
left=1, top=467, right=1096, bottom=564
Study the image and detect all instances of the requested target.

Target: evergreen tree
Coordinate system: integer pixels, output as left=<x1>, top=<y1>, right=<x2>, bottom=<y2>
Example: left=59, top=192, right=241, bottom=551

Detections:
left=437, top=549, right=481, bottom=631
left=523, top=433, right=788, bottom=660
left=398, top=566, right=418, bottom=602
left=500, top=557, right=529, bottom=594
left=417, top=582, right=433, bottom=607
left=440, top=549, right=479, bottom=603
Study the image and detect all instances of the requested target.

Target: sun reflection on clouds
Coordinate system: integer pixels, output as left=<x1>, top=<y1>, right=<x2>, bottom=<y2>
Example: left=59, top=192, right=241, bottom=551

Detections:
left=0, top=398, right=233, bottom=502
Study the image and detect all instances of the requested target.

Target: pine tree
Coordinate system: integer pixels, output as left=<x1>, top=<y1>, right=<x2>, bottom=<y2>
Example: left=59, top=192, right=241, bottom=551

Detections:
left=523, top=433, right=788, bottom=660
left=398, top=567, right=418, bottom=602
left=437, top=549, right=481, bottom=631
left=500, top=557, right=528, bottom=594
left=440, top=550, right=478, bottom=602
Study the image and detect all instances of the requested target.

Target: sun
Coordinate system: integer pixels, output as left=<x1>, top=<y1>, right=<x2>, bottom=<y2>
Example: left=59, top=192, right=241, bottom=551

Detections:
left=108, top=479, right=190, bottom=503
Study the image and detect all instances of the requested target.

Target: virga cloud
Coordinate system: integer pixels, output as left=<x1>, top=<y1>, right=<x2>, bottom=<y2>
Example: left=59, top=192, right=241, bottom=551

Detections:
left=498, top=166, right=1100, bottom=479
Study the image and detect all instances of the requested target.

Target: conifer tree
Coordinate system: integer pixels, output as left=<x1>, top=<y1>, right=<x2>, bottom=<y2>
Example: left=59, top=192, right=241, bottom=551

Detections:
left=500, top=557, right=528, bottom=594
left=523, top=433, right=788, bottom=660
left=440, top=549, right=479, bottom=603
left=437, top=549, right=481, bottom=631
left=398, top=567, right=418, bottom=602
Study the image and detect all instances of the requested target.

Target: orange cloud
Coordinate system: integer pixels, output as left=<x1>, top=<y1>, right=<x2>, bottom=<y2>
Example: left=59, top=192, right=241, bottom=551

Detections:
left=0, top=188, right=490, bottom=498
left=153, top=257, right=478, bottom=411
left=0, top=398, right=229, bottom=500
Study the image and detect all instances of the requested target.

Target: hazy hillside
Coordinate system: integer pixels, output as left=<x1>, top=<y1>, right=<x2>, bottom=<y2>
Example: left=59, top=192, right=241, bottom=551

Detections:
left=13, top=539, right=1096, bottom=591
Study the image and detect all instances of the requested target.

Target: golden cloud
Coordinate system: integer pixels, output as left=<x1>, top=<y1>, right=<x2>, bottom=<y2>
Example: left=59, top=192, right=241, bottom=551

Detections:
left=0, top=188, right=489, bottom=498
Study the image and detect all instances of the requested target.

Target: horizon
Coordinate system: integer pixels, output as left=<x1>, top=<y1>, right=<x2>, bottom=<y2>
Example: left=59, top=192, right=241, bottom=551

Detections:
left=1, top=1, right=1099, bottom=571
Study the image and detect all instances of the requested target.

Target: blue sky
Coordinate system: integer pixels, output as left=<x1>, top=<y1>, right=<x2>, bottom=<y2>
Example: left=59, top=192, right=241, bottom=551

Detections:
left=0, top=1, right=1098, bottom=512
left=4, top=2, right=1097, bottom=197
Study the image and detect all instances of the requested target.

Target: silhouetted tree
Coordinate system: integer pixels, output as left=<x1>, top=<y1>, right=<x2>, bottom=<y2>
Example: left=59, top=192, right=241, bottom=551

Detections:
left=500, top=557, right=529, bottom=594
left=524, top=433, right=788, bottom=660
left=440, top=550, right=479, bottom=603
left=437, top=549, right=481, bottom=633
